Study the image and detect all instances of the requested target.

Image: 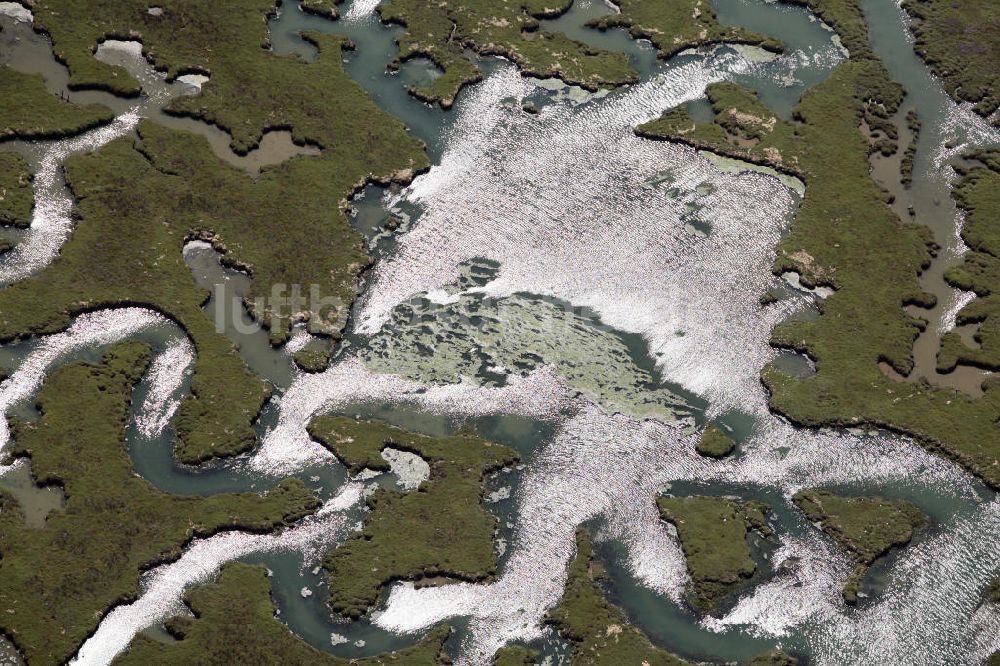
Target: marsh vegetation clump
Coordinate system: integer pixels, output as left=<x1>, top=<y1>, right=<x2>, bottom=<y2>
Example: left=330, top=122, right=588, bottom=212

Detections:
left=792, top=489, right=927, bottom=604
left=309, top=416, right=518, bottom=619
left=545, top=529, right=693, bottom=665
left=658, top=495, right=773, bottom=613
left=380, top=0, right=636, bottom=108
left=117, top=562, right=452, bottom=664
left=0, top=65, right=113, bottom=140
left=902, top=0, right=1000, bottom=124
left=0, top=343, right=319, bottom=663
left=0, top=153, right=32, bottom=228
left=695, top=423, right=736, bottom=458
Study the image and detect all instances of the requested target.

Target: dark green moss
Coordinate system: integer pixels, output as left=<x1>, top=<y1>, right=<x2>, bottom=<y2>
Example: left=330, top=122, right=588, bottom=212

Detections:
left=657, top=496, right=772, bottom=613
left=696, top=423, right=736, bottom=458
left=380, top=0, right=636, bottom=108
left=902, top=0, right=1000, bottom=122
left=792, top=490, right=926, bottom=604
left=293, top=349, right=330, bottom=373
left=0, top=153, right=32, bottom=229
left=0, top=344, right=319, bottom=664
left=116, top=562, right=450, bottom=665
left=309, top=416, right=518, bottom=619
left=589, top=0, right=782, bottom=60
left=0, top=64, right=113, bottom=140
left=545, top=529, right=692, bottom=665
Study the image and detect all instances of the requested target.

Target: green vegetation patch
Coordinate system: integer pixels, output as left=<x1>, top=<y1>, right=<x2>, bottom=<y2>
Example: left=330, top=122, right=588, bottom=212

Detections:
left=0, top=64, right=113, bottom=140
left=902, top=0, right=1000, bottom=123
left=0, top=105, right=417, bottom=462
left=792, top=489, right=927, bottom=604
left=985, top=577, right=1000, bottom=604
left=293, top=348, right=330, bottom=373
left=493, top=645, right=540, bottom=666
left=0, top=153, right=32, bottom=228
left=31, top=1, right=419, bottom=160
left=746, top=650, right=798, bottom=666
left=309, top=416, right=518, bottom=619
left=545, top=529, right=692, bottom=665
left=695, top=423, right=736, bottom=458
left=590, top=0, right=781, bottom=60
left=937, top=151, right=1000, bottom=372
left=379, top=0, right=636, bottom=108
left=0, top=343, right=318, bottom=664
left=638, top=4, right=1000, bottom=490
left=117, top=562, right=450, bottom=665
left=658, top=495, right=772, bottom=613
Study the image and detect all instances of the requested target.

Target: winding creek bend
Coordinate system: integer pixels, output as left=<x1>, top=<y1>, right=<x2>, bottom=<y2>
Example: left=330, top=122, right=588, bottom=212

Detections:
left=0, top=0, right=996, bottom=664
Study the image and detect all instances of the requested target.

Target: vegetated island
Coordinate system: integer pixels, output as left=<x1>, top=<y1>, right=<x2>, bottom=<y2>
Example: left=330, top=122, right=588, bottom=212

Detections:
left=901, top=0, right=1000, bottom=125
left=545, top=529, right=694, bottom=665
left=792, top=489, right=927, bottom=605
left=0, top=343, right=318, bottom=664
left=115, top=562, right=451, bottom=665
left=308, top=416, right=518, bottom=619
left=637, top=0, right=1000, bottom=490
left=695, top=423, right=736, bottom=458
left=658, top=495, right=773, bottom=614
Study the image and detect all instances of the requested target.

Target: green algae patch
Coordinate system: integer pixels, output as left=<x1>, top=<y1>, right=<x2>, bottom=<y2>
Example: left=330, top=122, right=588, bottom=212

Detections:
left=696, top=423, right=735, bottom=458
left=546, top=529, right=692, bottom=666
left=589, top=0, right=781, bottom=60
left=792, top=490, right=927, bottom=605
left=309, top=416, right=519, bottom=619
left=0, top=343, right=319, bottom=664
left=362, top=279, right=694, bottom=424
left=116, top=562, right=450, bottom=665
left=293, top=348, right=330, bottom=373
left=380, top=0, right=636, bottom=108
left=902, top=0, right=1000, bottom=123
left=0, top=153, right=32, bottom=228
left=0, top=65, right=113, bottom=141
left=658, top=496, right=772, bottom=614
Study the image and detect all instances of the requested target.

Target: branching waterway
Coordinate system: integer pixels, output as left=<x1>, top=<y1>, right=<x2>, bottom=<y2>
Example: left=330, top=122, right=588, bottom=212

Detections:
left=0, top=0, right=997, bottom=664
